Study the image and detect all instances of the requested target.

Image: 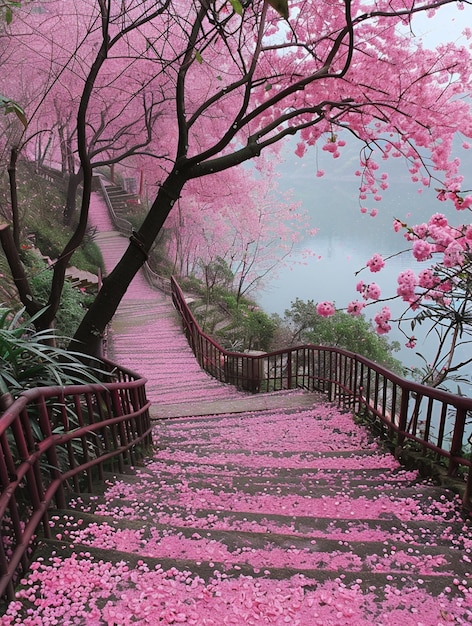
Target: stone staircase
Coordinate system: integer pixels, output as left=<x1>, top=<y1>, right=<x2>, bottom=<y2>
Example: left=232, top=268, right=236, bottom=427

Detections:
left=4, top=400, right=472, bottom=624
left=3, top=190, right=472, bottom=623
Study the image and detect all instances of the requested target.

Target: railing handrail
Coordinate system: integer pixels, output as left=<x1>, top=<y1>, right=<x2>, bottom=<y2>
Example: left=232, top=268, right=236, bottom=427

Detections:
left=173, top=275, right=472, bottom=406
left=0, top=360, right=152, bottom=601
left=98, top=178, right=172, bottom=295
left=98, top=176, right=133, bottom=236
left=171, top=276, right=472, bottom=509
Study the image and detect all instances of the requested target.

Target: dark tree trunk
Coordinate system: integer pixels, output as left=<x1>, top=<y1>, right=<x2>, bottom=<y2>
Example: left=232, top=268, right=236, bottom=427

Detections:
left=7, top=148, right=20, bottom=251
left=0, top=224, right=42, bottom=319
left=58, top=123, right=68, bottom=173
left=71, top=169, right=187, bottom=356
left=63, top=170, right=83, bottom=225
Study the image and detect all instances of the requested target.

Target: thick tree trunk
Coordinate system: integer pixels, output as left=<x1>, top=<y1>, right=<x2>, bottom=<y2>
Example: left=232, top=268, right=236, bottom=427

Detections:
left=71, top=169, right=187, bottom=356
left=0, top=224, right=42, bottom=318
left=63, top=170, right=83, bottom=225
left=7, top=148, right=20, bottom=250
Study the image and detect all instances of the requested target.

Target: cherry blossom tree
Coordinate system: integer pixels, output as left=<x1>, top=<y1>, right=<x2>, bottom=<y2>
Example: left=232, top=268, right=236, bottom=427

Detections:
left=0, top=0, right=471, bottom=356
left=357, top=191, right=472, bottom=389
left=162, top=169, right=305, bottom=302
left=0, top=0, right=171, bottom=326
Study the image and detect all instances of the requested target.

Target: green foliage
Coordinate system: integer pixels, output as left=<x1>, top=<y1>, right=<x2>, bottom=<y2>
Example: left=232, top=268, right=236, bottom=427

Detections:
left=0, top=93, right=27, bottom=127
left=28, top=263, right=93, bottom=342
left=283, top=298, right=404, bottom=373
left=221, top=293, right=239, bottom=312
left=177, top=274, right=206, bottom=296
left=237, top=306, right=277, bottom=352
left=0, top=306, right=108, bottom=398
left=229, top=0, right=243, bottom=16
left=0, top=163, right=103, bottom=274
left=202, top=257, right=234, bottom=299
left=267, top=0, right=289, bottom=19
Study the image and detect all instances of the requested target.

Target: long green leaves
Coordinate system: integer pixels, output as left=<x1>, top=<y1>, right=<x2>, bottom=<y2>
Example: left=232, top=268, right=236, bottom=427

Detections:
left=0, top=306, right=111, bottom=397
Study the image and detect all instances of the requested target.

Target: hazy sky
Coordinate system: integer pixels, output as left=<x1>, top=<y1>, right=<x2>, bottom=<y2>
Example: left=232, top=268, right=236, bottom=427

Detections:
left=411, top=4, right=471, bottom=47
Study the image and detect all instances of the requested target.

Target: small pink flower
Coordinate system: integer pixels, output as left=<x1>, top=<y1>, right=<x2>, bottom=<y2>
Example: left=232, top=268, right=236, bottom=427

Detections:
left=365, top=283, right=381, bottom=300
left=366, top=254, right=385, bottom=273
left=412, top=240, right=433, bottom=261
left=393, top=219, right=404, bottom=233
left=443, top=241, right=464, bottom=268
left=316, top=301, right=335, bottom=317
left=295, top=142, right=306, bottom=158
left=412, top=223, right=429, bottom=238
left=428, top=213, right=448, bottom=227
left=374, top=306, right=391, bottom=334
left=356, top=280, right=365, bottom=294
left=418, top=268, right=438, bottom=289
left=347, top=301, right=365, bottom=316
left=405, top=337, right=417, bottom=349
left=397, top=270, right=418, bottom=302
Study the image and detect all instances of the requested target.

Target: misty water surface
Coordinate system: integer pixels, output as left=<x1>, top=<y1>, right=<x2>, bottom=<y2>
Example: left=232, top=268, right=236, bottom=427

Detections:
left=256, top=143, right=472, bottom=377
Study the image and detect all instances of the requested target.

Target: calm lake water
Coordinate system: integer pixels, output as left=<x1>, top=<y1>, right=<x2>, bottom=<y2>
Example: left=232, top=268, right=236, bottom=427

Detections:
left=256, top=143, right=472, bottom=378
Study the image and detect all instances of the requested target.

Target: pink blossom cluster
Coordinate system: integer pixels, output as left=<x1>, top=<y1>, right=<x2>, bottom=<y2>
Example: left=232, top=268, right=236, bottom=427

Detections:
left=406, top=213, right=470, bottom=269
left=374, top=306, right=391, bottom=335
left=366, top=254, right=385, bottom=273
left=321, top=136, right=346, bottom=160
left=356, top=280, right=381, bottom=300
left=316, top=301, right=336, bottom=317
left=347, top=202, right=472, bottom=346
left=437, top=188, right=472, bottom=211
left=396, top=270, right=419, bottom=305
left=347, top=300, right=365, bottom=316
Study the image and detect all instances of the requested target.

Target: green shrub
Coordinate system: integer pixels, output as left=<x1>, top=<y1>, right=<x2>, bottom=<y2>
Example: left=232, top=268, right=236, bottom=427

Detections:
left=29, top=268, right=93, bottom=343
left=0, top=306, right=108, bottom=398
left=283, top=298, right=404, bottom=374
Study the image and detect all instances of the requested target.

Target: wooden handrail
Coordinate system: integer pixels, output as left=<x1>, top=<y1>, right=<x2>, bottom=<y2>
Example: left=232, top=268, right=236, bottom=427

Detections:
left=0, top=359, right=151, bottom=601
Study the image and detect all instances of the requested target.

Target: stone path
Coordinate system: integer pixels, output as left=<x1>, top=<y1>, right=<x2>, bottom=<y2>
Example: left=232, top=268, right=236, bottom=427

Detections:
left=89, top=189, right=254, bottom=411
left=4, top=403, right=472, bottom=624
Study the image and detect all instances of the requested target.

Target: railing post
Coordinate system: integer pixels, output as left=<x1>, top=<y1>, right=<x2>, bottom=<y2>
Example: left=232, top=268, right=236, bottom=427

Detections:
left=397, top=389, right=409, bottom=447
left=286, top=351, right=292, bottom=389
left=449, top=407, right=467, bottom=477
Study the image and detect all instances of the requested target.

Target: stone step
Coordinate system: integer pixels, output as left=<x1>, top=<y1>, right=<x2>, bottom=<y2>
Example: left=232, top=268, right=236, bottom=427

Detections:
left=100, top=465, right=425, bottom=491
left=27, top=537, right=471, bottom=599
left=69, top=485, right=467, bottom=542
left=48, top=509, right=472, bottom=570
left=13, top=536, right=472, bottom=625
left=91, top=470, right=446, bottom=502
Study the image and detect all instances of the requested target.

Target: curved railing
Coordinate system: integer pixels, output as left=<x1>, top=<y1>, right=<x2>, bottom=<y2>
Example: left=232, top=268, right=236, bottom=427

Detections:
left=0, top=359, right=152, bottom=601
left=99, top=178, right=171, bottom=295
left=98, top=177, right=134, bottom=236
left=171, top=277, right=472, bottom=509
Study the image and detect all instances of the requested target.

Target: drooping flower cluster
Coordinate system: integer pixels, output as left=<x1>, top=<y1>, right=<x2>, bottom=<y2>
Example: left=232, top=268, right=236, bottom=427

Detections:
left=366, top=253, right=385, bottom=273
left=396, top=270, right=419, bottom=306
left=342, top=195, right=472, bottom=363
left=374, top=306, right=392, bottom=335
left=356, top=280, right=381, bottom=301
left=347, top=300, right=365, bottom=316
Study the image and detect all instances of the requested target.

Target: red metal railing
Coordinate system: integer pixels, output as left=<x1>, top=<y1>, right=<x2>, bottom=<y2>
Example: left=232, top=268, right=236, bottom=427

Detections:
left=0, top=359, right=151, bottom=601
left=172, top=277, right=472, bottom=508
